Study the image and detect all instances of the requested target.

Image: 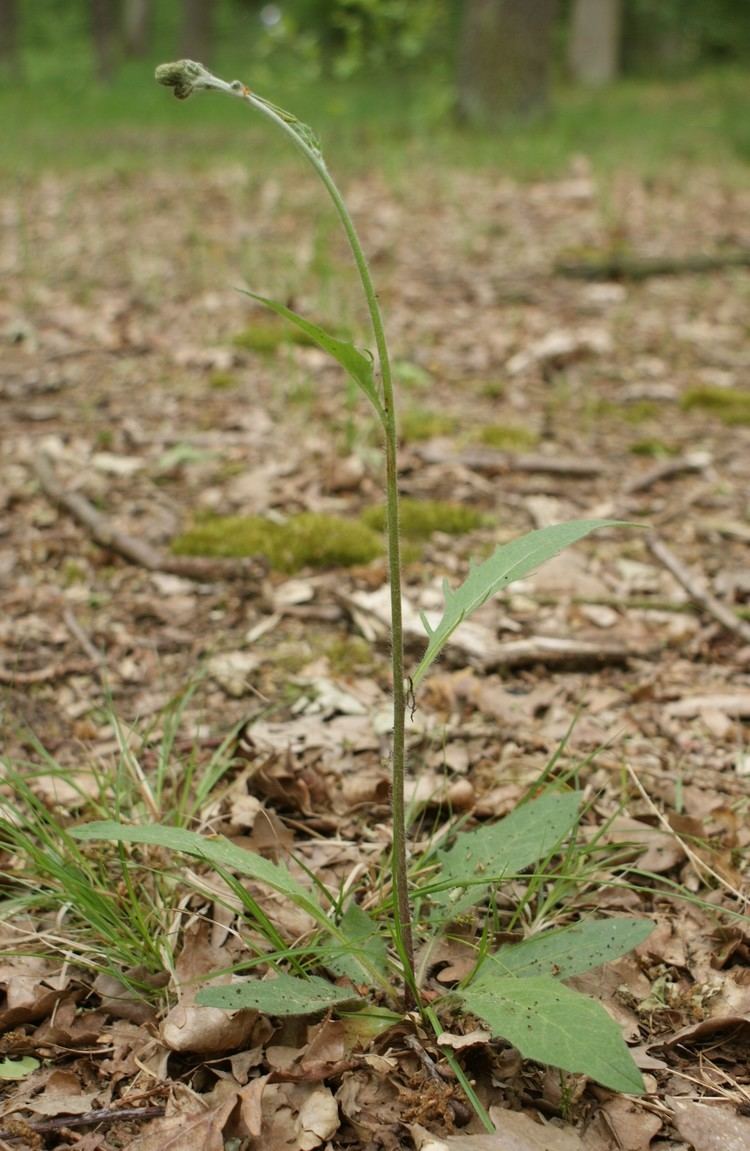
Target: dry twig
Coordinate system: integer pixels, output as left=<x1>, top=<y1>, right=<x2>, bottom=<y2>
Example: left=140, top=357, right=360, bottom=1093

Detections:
left=33, top=452, right=266, bottom=584
left=647, top=532, right=750, bottom=643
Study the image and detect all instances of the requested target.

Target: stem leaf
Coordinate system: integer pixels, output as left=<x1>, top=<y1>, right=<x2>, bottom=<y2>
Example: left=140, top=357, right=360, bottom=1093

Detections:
left=240, top=291, right=383, bottom=418
left=412, top=520, right=628, bottom=688
left=458, top=975, right=644, bottom=1093
left=197, top=972, right=361, bottom=1015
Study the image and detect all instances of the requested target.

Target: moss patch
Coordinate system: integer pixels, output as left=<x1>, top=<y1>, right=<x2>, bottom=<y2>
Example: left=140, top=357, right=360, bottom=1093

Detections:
left=171, top=512, right=382, bottom=573
left=592, top=399, right=661, bottom=425
left=362, top=498, right=485, bottom=541
left=399, top=407, right=458, bottom=442
left=629, top=438, right=678, bottom=457
left=478, top=423, right=539, bottom=450
left=209, top=371, right=238, bottom=390
left=681, top=386, right=750, bottom=425
left=232, top=321, right=315, bottom=354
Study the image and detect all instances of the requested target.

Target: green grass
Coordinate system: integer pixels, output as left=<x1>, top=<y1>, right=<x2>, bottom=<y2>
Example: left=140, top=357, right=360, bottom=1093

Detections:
left=2, top=53, right=748, bottom=180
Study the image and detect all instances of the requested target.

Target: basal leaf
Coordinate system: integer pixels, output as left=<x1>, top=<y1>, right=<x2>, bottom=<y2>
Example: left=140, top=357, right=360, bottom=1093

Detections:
left=429, top=791, right=580, bottom=921
left=412, top=520, right=627, bottom=688
left=71, top=822, right=325, bottom=922
left=327, top=902, right=390, bottom=987
left=459, top=975, right=644, bottom=1094
left=197, top=972, right=360, bottom=1015
left=240, top=291, right=383, bottom=417
left=473, top=918, right=654, bottom=986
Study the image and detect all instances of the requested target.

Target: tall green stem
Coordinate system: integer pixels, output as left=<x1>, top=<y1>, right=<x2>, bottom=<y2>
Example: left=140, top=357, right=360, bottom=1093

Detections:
left=156, top=62, right=415, bottom=1003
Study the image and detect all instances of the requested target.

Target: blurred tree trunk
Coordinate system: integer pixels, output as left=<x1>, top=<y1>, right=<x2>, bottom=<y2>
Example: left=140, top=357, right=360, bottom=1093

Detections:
left=0, top=0, right=21, bottom=79
left=91, top=0, right=122, bottom=84
left=180, top=0, right=214, bottom=61
left=123, top=0, right=151, bottom=57
left=457, top=0, right=559, bottom=126
left=568, top=0, right=621, bottom=86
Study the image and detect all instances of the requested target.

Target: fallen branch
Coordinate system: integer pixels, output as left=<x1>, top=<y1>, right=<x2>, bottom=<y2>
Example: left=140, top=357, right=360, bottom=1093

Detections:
left=555, top=249, right=750, bottom=281
left=647, top=532, right=750, bottom=643
left=481, top=634, right=639, bottom=671
left=33, top=452, right=266, bottom=584
left=414, top=444, right=603, bottom=478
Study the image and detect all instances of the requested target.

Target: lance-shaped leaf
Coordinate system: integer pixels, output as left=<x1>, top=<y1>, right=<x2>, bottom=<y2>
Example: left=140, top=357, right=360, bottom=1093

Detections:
left=240, top=291, right=383, bottom=419
left=71, top=822, right=326, bottom=924
left=472, top=918, right=654, bottom=985
left=412, top=519, right=626, bottom=688
left=458, top=976, right=644, bottom=1094
left=197, top=972, right=361, bottom=1016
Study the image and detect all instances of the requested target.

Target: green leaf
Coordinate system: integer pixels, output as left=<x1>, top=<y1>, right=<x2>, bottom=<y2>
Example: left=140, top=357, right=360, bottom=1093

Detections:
left=240, top=291, right=383, bottom=418
left=459, top=976, right=644, bottom=1094
left=196, top=973, right=360, bottom=1016
left=429, top=791, right=580, bottom=921
left=71, top=822, right=325, bottom=923
left=0, top=1056, right=40, bottom=1080
left=473, top=919, right=654, bottom=986
left=412, top=520, right=627, bottom=688
left=327, top=902, right=390, bottom=987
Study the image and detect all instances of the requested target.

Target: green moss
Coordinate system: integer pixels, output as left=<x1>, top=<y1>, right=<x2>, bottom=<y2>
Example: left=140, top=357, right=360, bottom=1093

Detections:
left=362, top=498, right=485, bottom=541
left=399, top=407, right=458, bottom=442
left=629, top=438, right=678, bottom=457
left=681, top=386, right=750, bottom=425
left=592, top=399, right=660, bottom=425
left=325, top=635, right=376, bottom=676
left=171, top=512, right=383, bottom=573
left=209, top=371, right=237, bottom=390
left=478, top=423, right=539, bottom=450
left=232, top=321, right=315, bottom=354
left=479, top=380, right=506, bottom=399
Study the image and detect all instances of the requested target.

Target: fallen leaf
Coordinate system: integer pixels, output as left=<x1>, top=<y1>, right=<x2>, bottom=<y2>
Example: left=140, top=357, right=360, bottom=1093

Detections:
left=670, top=1098, right=750, bottom=1151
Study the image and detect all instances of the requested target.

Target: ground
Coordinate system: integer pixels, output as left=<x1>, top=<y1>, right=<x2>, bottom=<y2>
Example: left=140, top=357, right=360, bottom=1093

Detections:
left=1, top=120, right=750, bottom=1150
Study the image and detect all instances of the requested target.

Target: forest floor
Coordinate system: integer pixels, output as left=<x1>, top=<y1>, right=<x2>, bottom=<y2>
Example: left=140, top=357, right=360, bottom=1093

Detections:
left=1, top=137, right=750, bottom=1151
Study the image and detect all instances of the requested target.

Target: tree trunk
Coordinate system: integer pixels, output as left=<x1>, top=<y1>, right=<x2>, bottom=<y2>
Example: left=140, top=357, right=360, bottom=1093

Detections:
left=568, top=0, right=621, bottom=86
left=180, top=0, right=215, bottom=61
left=0, top=0, right=21, bottom=80
left=457, top=0, right=559, bottom=126
left=90, top=0, right=122, bottom=84
left=123, top=0, right=151, bottom=57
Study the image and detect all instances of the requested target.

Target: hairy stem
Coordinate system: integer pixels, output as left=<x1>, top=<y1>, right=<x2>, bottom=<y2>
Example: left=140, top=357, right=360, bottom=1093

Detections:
left=155, top=61, right=415, bottom=1003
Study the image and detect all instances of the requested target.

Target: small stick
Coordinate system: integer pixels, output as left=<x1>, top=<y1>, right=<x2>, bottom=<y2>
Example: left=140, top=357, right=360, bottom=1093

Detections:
left=647, top=532, right=750, bottom=643
left=33, top=452, right=266, bottom=584
left=624, top=762, right=748, bottom=908
left=623, top=453, right=708, bottom=496
left=0, top=658, right=93, bottom=685
left=0, top=1106, right=165, bottom=1141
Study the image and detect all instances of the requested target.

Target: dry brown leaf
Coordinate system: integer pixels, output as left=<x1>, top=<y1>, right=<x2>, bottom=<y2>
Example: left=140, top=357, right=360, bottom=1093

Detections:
left=414, top=1107, right=587, bottom=1150
left=257, top=1082, right=340, bottom=1150
left=600, top=1098, right=662, bottom=1151
left=128, top=1096, right=238, bottom=1151
left=24, top=1068, right=100, bottom=1117
left=161, top=922, right=258, bottom=1055
left=670, top=1098, right=750, bottom=1151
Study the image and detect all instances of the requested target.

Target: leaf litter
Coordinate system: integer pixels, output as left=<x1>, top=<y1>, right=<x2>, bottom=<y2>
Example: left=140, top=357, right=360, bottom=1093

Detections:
left=1, top=152, right=749, bottom=1149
